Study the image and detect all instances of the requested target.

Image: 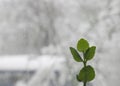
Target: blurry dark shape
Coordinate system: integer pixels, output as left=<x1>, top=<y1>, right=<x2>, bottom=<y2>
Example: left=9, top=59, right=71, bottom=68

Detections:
left=54, top=70, right=60, bottom=78
left=0, top=70, right=35, bottom=86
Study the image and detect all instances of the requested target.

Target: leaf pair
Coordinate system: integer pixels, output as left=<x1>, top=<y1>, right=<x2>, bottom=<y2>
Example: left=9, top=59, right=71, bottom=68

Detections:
left=76, top=65, right=95, bottom=82
left=70, top=38, right=96, bottom=62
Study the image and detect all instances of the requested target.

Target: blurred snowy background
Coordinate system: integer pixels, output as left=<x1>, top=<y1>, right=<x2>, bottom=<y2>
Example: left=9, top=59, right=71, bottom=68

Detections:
left=0, top=0, right=120, bottom=86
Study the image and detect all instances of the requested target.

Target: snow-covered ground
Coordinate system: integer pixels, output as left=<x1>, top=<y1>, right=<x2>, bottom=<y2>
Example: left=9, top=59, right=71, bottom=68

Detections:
left=0, top=55, right=66, bottom=71
left=0, top=55, right=67, bottom=86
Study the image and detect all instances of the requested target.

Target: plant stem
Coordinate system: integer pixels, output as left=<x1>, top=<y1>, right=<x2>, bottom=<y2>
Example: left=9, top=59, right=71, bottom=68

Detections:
left=83, top=61, right=86, bottom=67
left=84, top=81, right=86, bottom=86
left=83, top=61, right=87, bottom=86
left=83, top=52, right=87, bottom=86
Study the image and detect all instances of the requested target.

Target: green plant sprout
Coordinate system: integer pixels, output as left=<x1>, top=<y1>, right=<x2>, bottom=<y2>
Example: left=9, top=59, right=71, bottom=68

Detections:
left=70, top=38, right=96, bottom=86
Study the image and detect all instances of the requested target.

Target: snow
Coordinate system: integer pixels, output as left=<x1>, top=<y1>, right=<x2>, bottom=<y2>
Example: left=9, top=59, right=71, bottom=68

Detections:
left=0, top=55, right=65, bottom=71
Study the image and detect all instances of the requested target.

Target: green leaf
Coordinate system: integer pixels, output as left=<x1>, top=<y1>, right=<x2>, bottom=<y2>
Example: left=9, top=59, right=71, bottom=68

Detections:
left=85, top=46, right=96, bottom=61
left=76, top=75, right=82, bottom=82
left=78, top=65, right=95, bottom=82
left=77, top=38, right=89, bottom=52
left=70, top=47, right=83, bottom=62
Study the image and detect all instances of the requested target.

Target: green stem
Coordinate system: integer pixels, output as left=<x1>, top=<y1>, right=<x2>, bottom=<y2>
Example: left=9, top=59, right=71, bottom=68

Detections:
left=83, top=61, right=87, bottom=86
left=83, top=52, right=87, bottom=86
left=83, top=61, right=86, bottom=67
left=84, top=81, right=86, bottom=86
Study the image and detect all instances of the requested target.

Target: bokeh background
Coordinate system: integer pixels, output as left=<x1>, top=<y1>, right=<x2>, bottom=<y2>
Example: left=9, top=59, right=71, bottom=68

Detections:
left=0, top=0, right=120, bottom=86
